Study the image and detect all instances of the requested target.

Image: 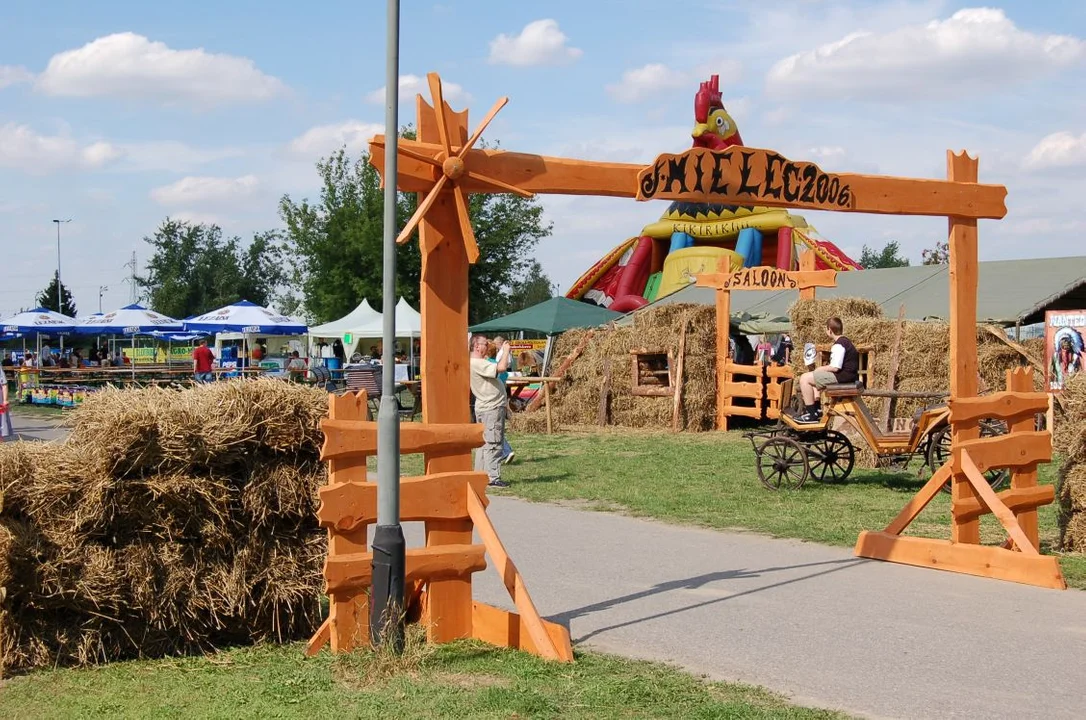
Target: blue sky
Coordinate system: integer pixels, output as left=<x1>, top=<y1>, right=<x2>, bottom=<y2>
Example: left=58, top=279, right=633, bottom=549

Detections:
left=2, top=0, right=1084, bottom=318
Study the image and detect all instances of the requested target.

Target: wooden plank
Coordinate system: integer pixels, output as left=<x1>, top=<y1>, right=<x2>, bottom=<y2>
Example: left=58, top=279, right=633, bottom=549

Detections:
left=723, top=361, right=763, bottom=375
left=326, top=544, right=488, bottom=595
left=956, top=432, right=1051, bottom=473
left=526, top=330, right=594, bottom=412
left=881, top=304, right=906, bottom=427
left=721, top=405, right=763, bottom=419
left=371, top=138, right=1009, bottom=219
left=959, top=451, right=1038, bottom=555
left=471, top=602, right=574, bottom=663
left=766, top=365, right=794, bottom=379
left=544, top=381, right=552, bottom=434
left=953, top=485, right=1055, bottom=523
left=417, top=96, right=477, bottom=645
left=672, top=317, right=687, bottom=432
left=948, top=151, right=981, bottom=545
left=304, top=618, right=331, bottom=657
left=983, top=325, right=1045, bottom=377
left=696, top=267, right=837, bottom=292
left=1008, top=368, right=1041, bottom=551
left=721, top=381, right=764, bottom=399
left=325, top=391, right=372, bottom=653
left=321, top=420, right=483, bottom=460
left=715, top=287, right=730, bottom=431
left=799, top=250, right=817, bottom=300
left=630, top=385, right=673, bottom=397
left=854, top=532, right=1065, bottom=590
left=948, top=391, right=1050, bottom=425
left=598, top=359, right=611, bottom=426
left=883, top=462, right=954, bottom=536
left=317, top=471, right=490, bottom=532
left=467, top=486, right=564, bottom=661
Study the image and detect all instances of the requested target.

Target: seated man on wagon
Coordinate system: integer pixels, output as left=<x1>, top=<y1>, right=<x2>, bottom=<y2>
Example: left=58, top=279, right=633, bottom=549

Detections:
left=795, top=317, right=859, bottom=424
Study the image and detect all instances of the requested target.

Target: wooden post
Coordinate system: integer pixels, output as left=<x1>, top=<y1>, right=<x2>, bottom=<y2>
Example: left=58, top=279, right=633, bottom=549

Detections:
left=417, top=96, right=476, bottom=643
left=598, top=359, right=611, bottom=426
left=799, top=250, right=817, bottom=300
left=947, top=151, right=981, bottom=545
left=881, top=304, right=906, bottom=427
left=715, top=286, right=731, bottom=432
left=672, top=316, right=688, bottom=432
left=1008, top=368, right=1040, bottom=550
left=543, top=382, right=552, bottom=434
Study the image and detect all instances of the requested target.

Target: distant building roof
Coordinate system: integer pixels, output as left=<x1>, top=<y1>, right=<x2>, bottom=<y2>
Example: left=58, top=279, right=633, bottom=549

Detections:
left=643, top=256, right=1086, bottom=327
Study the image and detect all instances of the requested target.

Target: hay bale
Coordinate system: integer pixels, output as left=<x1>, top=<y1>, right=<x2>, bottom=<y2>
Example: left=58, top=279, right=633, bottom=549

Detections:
left=0, top=380, right=329, bottom=674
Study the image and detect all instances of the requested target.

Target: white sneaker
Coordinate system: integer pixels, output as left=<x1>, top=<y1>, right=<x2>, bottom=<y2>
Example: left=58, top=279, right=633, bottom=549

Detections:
left=502, top=451, right=515, bottom=465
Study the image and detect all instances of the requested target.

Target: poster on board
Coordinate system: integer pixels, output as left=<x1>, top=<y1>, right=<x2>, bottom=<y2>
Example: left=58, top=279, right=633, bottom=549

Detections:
left=1045, top=310, right=1086, bottom=391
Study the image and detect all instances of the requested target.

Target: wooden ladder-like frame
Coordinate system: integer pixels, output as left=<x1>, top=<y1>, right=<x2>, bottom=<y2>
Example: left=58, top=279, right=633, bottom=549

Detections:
left=305, top=390, right=573, bottom=661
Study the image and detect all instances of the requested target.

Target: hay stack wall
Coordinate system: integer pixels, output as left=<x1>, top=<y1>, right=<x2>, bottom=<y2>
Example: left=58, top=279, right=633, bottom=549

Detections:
left=532, top=304, right=718, bottom=431
left=789, top=297, right=1042, bottom=420
left=0, top=379, right=329, bottom=674
left=1055, top=374, right=1086, bottom=552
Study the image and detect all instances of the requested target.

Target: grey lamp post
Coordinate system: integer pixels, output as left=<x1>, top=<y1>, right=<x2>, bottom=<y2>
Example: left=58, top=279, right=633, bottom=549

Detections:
left=52, top=218, right=71, bottom=312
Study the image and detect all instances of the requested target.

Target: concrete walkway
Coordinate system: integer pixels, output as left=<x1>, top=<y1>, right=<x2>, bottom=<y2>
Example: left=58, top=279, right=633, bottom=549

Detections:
left=467, top=497, right=1086, bottom=720
left=4, top=410, right=67, bottom=442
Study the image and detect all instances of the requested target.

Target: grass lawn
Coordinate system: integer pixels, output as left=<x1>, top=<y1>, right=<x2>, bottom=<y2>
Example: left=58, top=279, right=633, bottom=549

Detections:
left=0, top=639, right=846, bottom=719
left=462, top=428, right=1086, bottom=589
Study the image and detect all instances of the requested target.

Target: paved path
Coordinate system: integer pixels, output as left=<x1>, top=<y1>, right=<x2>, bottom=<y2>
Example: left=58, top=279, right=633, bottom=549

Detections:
left=460, top=497, right=1086, bottom=720
left=5, top=411, right=67, bottom=442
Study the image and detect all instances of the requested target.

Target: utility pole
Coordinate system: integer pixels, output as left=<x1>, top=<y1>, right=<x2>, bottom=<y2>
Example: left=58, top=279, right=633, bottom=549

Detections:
left=123, top=252, right=138, bottom=304
left=99, top=286, right=108, bottom=314
left=52, top=218, right=71, bottom=313
left=371, top=0, right=405, bottom=652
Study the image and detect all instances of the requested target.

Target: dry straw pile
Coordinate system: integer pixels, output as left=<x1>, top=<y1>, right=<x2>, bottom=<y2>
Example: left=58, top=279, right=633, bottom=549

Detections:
left=789, top=297, right=1042, bottom=419
left=0, top=379, right=329, bottom=674
left=515, top=304, right=718, bottom=432
left=1055, top=374, right=1086, bottom=551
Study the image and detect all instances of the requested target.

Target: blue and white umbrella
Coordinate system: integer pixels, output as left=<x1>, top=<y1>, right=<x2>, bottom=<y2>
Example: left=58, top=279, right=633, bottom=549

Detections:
left=184, top=300, right=308, bottom=335
left=1, top=307, right=76, bottom=335
left=75, top=303, right=182, bottom=335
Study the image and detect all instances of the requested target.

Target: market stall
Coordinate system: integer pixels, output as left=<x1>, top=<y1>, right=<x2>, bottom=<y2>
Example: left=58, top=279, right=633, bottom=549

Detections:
left=184, top=300, right=308, bottom=378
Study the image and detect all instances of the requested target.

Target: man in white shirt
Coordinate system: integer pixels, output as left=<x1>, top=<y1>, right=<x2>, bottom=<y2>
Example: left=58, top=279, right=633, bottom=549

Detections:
left=470, top=333, right=512, bottom=487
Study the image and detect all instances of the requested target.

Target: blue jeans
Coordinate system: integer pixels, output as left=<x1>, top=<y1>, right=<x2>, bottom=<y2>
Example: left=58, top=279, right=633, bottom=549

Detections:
left=195, top=372, right=214, bottom=383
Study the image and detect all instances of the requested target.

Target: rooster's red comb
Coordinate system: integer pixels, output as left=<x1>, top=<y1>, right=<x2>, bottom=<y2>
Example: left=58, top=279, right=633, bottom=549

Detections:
left=694, top=75, right=722, bottom=123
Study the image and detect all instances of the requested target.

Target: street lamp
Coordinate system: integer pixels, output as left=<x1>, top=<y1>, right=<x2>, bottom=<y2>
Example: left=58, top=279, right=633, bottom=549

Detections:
left=52, top=218, right=72, bottom=313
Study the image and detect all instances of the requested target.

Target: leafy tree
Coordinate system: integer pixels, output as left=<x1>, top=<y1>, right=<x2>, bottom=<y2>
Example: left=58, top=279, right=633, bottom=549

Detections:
left=35, top=271, right=77, bottom=316
left=137, top=219, right=285, bottom=319
left=506, top=259, right=555, bottom=312
left=859, top=241, right=910, bottom=269
left=278, top=139, right=553, bottom=325
left=922, top=240, right=950, bottom=265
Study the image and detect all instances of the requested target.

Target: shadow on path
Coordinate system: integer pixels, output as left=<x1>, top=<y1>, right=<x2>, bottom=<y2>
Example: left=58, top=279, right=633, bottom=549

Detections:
left=556, top=557, right=865, bottom=643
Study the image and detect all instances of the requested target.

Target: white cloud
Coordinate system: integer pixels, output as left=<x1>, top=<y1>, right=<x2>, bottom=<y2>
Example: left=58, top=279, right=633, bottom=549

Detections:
left=150, top=175, right=260, bottom=206
left=0, top=65, right=34, bottom=89
left=289, top=120, right=384, bottom=157
left=0, top=123, right=120, bottom=174
left=35, top=32, right=286, bottom=106
left=365, top=74, right=469, bottom=105
left=114, top=141, right=246, bottom=172
left=488, top=19, right=583, bottom=66
left=766, top=8, right=1084, bottom=100
left=606, top=64, right=688, bottom=103
left=1023, top=131, right=1086, bottom=171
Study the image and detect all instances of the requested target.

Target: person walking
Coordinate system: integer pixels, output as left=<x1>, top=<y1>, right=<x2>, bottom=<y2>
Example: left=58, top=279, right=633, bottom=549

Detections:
left=192, top=338, right=216, bottom=384
left=470, top=333, right=512, bottom=487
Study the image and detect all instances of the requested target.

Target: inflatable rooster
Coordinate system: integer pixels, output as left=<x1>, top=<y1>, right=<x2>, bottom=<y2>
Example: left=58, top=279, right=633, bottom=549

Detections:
left=566, top=75, right=861, bottom=312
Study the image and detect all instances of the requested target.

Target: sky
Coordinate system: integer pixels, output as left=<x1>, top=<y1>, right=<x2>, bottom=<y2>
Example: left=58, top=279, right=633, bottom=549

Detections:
left=1, top=0, right=1084, bottom=319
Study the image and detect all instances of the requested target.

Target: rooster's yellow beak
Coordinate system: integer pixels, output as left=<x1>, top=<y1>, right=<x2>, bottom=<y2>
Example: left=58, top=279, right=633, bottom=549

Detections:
left=691, top=123, right=710, bottom=139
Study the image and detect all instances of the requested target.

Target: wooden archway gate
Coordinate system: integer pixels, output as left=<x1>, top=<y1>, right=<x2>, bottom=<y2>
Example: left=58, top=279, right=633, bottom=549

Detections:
left=312, top=73, right=1056, bottom=663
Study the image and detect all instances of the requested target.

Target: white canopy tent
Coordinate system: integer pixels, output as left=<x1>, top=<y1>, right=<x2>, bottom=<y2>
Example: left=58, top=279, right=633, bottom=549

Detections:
left=308, top=299, right=381, bottom=339
left=308, top=297, right=421, bottom=358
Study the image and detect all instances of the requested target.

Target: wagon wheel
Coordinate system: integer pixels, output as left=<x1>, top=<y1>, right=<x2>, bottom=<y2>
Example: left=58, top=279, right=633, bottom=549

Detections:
left=807, top=430, right=855, bottom=483
left=928, top=420, right=1010, bottom=493
left=756, top=436, right=810, bottom=491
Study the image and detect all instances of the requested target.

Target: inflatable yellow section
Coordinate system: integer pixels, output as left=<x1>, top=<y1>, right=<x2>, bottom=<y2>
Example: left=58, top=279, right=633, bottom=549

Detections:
left=657, top=246, right=744, bottom=299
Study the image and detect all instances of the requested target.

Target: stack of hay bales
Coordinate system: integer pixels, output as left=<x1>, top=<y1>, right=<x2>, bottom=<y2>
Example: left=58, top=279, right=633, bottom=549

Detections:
left=1055, top=374, right=1086, bottom=551
left=789, top=297, right=1042, bottom=420
left=515, top=304, right=718, bottom=431
left=0, top=379, right=329, bottom=674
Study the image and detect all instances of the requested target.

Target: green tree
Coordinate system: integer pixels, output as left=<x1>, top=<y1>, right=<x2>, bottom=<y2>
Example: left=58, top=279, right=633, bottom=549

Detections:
left=137, top=219, right=285, bottom=319
left=506, top=259, right=555, bottom=312
left=35, top=271, right=77, bottom=316
left=859, top=241, right=910, bottom=269
left=922, top=240, right=950, bottom=265
left=278, top=140, right=553, bottom=325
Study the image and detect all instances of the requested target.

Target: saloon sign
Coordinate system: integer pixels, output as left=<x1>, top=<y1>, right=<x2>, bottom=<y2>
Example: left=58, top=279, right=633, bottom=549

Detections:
left=636, top=147, right=855, bottom=211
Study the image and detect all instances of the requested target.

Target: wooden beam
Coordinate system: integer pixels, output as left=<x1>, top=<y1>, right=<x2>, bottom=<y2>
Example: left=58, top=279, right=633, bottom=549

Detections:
left=854, top=532, right=1065, bottom=590
left=883, top=462, right=953, bottom=535
left=1008, top=368, right=1042, bottom=551
left=955, top=431, right=1051, bottom=473
left=948, top=391, right=1050, bottom=425
left=881, top=304, right=906, bottom=427
left=672, top=317, right=687, bottom=431
left=326, top=544, right=488, bottom=595
left=370, top=138, right=1008, bottom=219
left=721, top=381, right=764, bottom=399
left=321, top=419, right=482, bottom=460
left=471, top=602, right=574, bottom=663
left=526, top=330, right=594, bottom=412
left=317, top=472, right=490, bottom=532
left=715, top=287, right=730, bottom=431
left=952, top=485, right=1055, bottom=523
left=959, top=450, right=1038, bottom=555
left=598, top=358, right=611, bottom=426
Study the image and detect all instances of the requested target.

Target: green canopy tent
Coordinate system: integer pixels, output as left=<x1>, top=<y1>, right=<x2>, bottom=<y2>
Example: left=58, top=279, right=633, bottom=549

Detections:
left=469, top=297, right=623, bottom=373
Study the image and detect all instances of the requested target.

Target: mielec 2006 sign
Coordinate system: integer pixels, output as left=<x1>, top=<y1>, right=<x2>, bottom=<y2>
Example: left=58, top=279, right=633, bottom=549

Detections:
left=636, top=147, right=855, bottom=211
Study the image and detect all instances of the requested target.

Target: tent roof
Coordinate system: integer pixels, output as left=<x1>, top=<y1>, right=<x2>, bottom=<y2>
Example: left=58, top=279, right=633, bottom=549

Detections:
left=642, top=255, right=1086, bottom=327
left=470, top=297, right=623, bottom=335
left=309, top=299, right=381, bottom=337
